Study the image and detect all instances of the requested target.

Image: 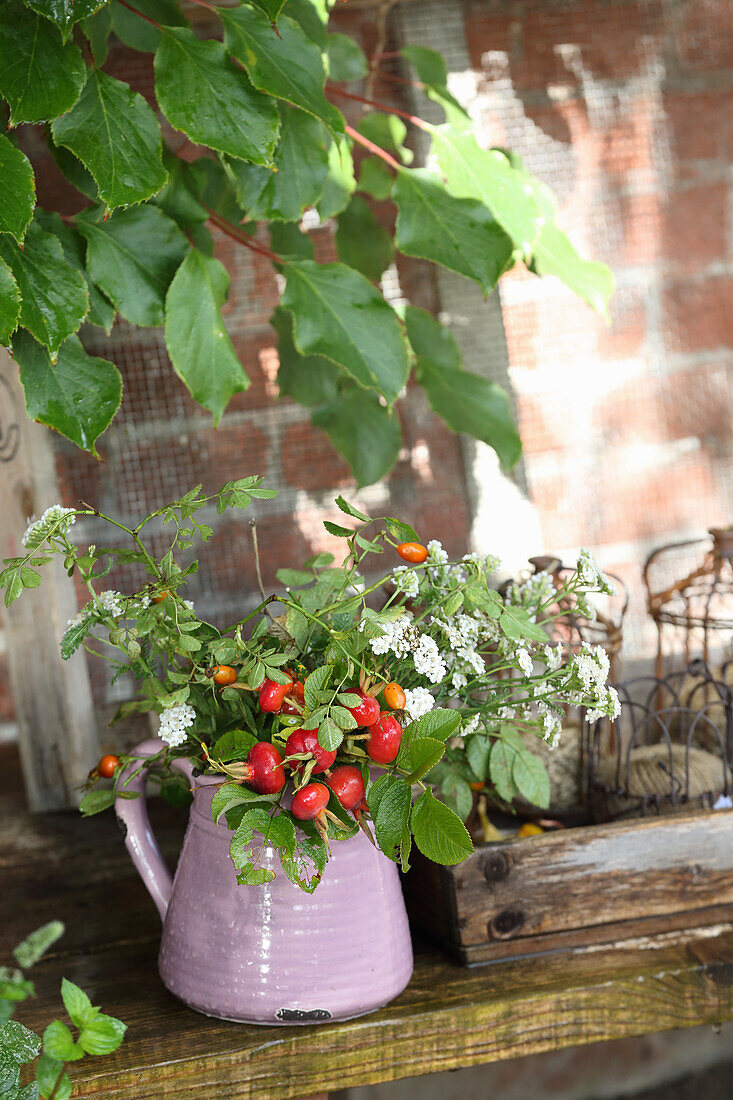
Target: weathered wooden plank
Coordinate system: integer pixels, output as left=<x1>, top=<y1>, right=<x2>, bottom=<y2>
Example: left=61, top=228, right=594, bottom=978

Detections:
left=405, top=810, right=733, bottom=960
left=0, top=350, right=99, bottom=810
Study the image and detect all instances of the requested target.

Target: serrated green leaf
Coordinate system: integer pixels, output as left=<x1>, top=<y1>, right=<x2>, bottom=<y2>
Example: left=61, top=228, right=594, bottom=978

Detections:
left=0, top=1051, right=20, bottom=1094
left=36, top=1053, right=71, bottom=1100
left=282, top=0, right=326, bottom=47
left=34, top=211, right=115, bottom=333
left=490, top=738, right=517, bottom=803
left=439, top=768, right=474, bottom=820
left=402, top=708, right=461, bottom=744
left=512, top=746, right=550, bottom=808
left=357, top=156, right=394, bottom=200
left=164, top=249, right=248, bottom=423
left=18, top=1082, right=40, bottom=1100
left=42, top=1021, right=83, bottom=1062
left=76, top=205, right=188, bottom=327
left=13, top=331, right=121, bottom=454
left=78, top=789, right=115, bottom=816
left=236, top=863, right=276, bottom=886
left=411, top=788, right=472, bottom=865
left=247, top=0, right=287, bottom=20
left=312, top=388, right=403, bottom=488
left=81, top=5, right=112, bottom=66
left=78, top=1013, right=126, bottom=1056
left=335, top=195, right=393, bottom=281
left=317, top=716, right=342, bottom=751
left=0, top=1019, right=41, bottom=1062
left=394, top=168, right=513, bottom=292
left=269, top=220, right=314, bottom=260
left=335, top=497, right=369, bottom=522
left=0, top=257, right=20, bottom=344
left=531, top=222, right=614, bottom=318
left=401, top=736, right=445, bottom=783
left=51, top=69, right=166, bottom=211
left=466, top=732, right=491, bottom=782
left=303, top=665, right=331, bottom=710
left=432, top=127, right=542, bottom=254
left=0, top=221, right=88, bottom=353
left=316, top=134, right=355, bottom=218
left=222, top=7, right=343, bottom=134
left=47, top=136, right=98, bottom=201
left=155, top=28, right=279, bottom=167
left=0, top=3, right=86, bottom=124
left=358, top=113, right=413, bottom=164
left=367, top=775, right=411, bottom=863
left=272, top=306, right=340, bottom=407
left=282, top=260, right=409, bottom=402
left=224, top=105, right=328, bottom=222
left=499, top=605, right=548, bottom=643
left=406, top=307, right=521, bottom=470
left=326, top=32, right=368, bottom=81
left=110, top=0, right=185, bottom=53
left=400, top=45, right=468, bottom=120
left=23, top=0, right=106, bottom=38
left=0, top=134, right=35, bottom=243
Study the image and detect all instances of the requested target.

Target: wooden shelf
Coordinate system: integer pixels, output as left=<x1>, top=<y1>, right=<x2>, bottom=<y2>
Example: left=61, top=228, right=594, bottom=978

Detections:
left=3, top=744, right=733, bottom=1099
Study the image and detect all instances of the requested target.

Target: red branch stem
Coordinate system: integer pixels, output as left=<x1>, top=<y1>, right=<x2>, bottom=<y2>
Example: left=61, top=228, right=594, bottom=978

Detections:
left=344, top=123, right=401, bottom=171
left=115, top=0, right=162, bottom=28
left=327, top=84, right=430, bottom=130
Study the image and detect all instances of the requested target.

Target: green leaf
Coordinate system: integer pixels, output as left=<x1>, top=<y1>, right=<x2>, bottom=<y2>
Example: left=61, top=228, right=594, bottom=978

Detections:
left=499, top=605, right=548, bottom=643
left=247, top=0, right=287, bottom=21
left=439, top=769, right=474, bottom=820
left=282, top=0, right=326, bottom=47
left=0, top=258, right=20, bottom=344
left=326, top=31, right=368, bottom=81
left=531, top=222, right=614, bottom=318
left=312, top=388, right=403, bottom=488
left=179, top=157, right=243, bottom=225
left=0, top=1020, right=41, bottom=1062
left=358, top=113, right=413, bottom=164
left=282, top=260, right=409, bottom=403
left=303, top=665, right=331, bottom=710
left=24, top=0, right=106, bottom=39
left=0, top=221, right=88, bottom=353
left=0, top=134, right=35, bottom=243
left=269, top=221, right=314, bottom=261
left=81, top=4, right=112, bottom=66
left=273, top=307, right=340, bottom=407
left=211, top=782, right=272, bottom=824
left=401, top=736, right=446, bottom=783
left=51, top=69, right=167, bottom=212
left=36, top=1054, right=71, bottom=1100
left=316, top=134, right=355, bottom=219
left=224, top=106, right=328, bottom=222
left=335, top=195, right=393, bottom=281
left=512, top=746, right=550, bottom=808
left=236, top=863, right=276, bottom=886
left=394, top=168, right=513, bottom=293
left=406, top=306, right=521, bottom=470
left=60, top=980, right=97, bottom=1029
left=335, top=496, right=369, bottom=522
left=317, top=716, right=342, bottom=751
left=18, top=1083, right=40, bottom=1100
left=164, top=249, right=248, bottom=423
left=400, top=44, right=447, bottom=87
left=466, top=732, right=491, bottom=782
left=402, top=708, right=461, bottom=744
left=78, top=789, right=115, bottom=816
left=275, top=567, right=313, bottom=587
left=411, top=788, right=472, bottom=865
left=111, top=0, right=185, bottom=53
left=34, top=211, right=115, bottom=333
left=357, top=157, right=394, bottom=201
left=47, top=136, right=98, bottom=201
left=76, top=205, right=188, bottom=327
left=155, top=28, right=279, bottom=167
left=367, top=775, right=411, bottom=863
left=42, top=1021, right=83, bottom=1062
left=13, top=923, right=64, bottom=970
left=13, top=331, right=121, bottom=454
left=78, top=1013, right=126, bottom=1056
left=490, top=738, right=517, bottom=803
left=384, top=517, right=419, bottom=543
left=432, top=127, right=542, bottom=254
left=0, top=3, right=86, bottom=124
left=221, top=7, right=343, bottom=134
left=0, top=1052, right=20, bottom=1095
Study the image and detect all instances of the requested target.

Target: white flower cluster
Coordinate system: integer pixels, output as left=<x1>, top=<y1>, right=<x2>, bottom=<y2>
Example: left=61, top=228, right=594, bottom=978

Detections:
left=543, top=643, right=564, bottom=671
left=576, top=548, right=616, bottom=596
left=504, top=570, right=556, bottom=613
left=435, top=610, right=499, bottom=687
left=369, top=612, right=418, bottom=657
left=413, top=634, right=447, bottom=683
left=563, top=644, right=620, bottom=722
left=97, top=590, right=124, bottom=617
left=403, top=686, right=435, bottom=720
left=391, top=565, right=420, bottom=599
left=22, top=505, right=76, bottom=548
left=159, top=703, right=196, bottom=747
left=463, top=713, right=481, bottom=736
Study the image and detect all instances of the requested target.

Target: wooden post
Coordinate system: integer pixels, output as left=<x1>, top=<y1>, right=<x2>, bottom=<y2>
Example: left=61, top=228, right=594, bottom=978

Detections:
left=0, top=348, right=99, bottom=810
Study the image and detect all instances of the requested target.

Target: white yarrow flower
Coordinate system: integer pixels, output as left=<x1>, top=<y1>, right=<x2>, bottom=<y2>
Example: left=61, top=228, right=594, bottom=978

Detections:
left=413, top=633, right=447, bottom=683
left=22, top=505, right=76, bottom=548
left=515, top=647, right=534, bottom=677
left=463, top=713, right=481, bottom=736
left=403, top=686, right=435, bottom=720
left=391, top=566, right=420, bottom=599
left=427, top=539, right=448, bottom=564
left=159, top=703, right=196, bottom=747
left=97, top=590, right=124, bottom=617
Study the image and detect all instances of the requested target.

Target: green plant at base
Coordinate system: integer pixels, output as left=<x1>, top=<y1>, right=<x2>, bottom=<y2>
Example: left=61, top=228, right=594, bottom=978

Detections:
left=0, top=0, right=613, bottom=484
left=1, top=478, right=620, bottom=886
left=0, top=923, right=126, bottom=1100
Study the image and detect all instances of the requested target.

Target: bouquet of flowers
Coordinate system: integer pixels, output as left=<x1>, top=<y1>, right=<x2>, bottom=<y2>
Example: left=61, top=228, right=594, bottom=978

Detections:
left=2, top=480, right=619, bottom=891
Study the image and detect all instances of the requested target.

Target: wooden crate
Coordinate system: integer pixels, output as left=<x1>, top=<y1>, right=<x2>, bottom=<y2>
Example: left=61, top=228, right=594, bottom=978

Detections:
left=403, top=809, right=733, bottom=965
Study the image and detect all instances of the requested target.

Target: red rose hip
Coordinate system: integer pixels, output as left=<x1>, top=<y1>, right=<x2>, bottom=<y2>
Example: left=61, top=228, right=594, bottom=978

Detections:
left=366, top=713, right=403, bottom=764
left=347, top=689, right=381, bottom=727
left=243, top=742, right=286, bottom=794
left=397, top=542, right=428, bottom=564
left=284, top=728, right=337, bottom=774
left=258, top=677, right=291, bottom=713
left=326, top=766, right=365, bottom=812
left=97, top=754, right=119, bottom=779
left=291, top=782, right=330, bottom=821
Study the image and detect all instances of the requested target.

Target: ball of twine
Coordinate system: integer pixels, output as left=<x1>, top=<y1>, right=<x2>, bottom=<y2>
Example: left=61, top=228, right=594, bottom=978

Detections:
left=594, top=742, right=731, bottom=822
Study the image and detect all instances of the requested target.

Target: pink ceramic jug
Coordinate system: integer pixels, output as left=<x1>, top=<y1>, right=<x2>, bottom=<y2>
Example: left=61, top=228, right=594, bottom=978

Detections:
left=115, top=739, right=414, bottom=1024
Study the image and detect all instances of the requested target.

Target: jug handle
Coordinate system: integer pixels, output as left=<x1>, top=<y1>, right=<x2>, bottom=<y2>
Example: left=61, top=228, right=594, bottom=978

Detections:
left=115, top=739, right=194, bottom=921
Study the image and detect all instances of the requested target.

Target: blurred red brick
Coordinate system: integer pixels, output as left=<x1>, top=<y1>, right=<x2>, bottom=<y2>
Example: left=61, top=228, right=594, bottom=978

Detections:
left=665, top=90, right=733, bottom=163
left=663, top=274, right=733, bottom=353
left=280, top=421, right=353, bottom=491
left=678, top=0, right=733, bottom=70
left=660, top=183, right=728, bottom=268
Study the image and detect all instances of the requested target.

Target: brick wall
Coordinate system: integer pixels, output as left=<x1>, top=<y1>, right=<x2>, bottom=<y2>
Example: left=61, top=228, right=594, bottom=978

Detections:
left=1, top=0, right=731, bottom=726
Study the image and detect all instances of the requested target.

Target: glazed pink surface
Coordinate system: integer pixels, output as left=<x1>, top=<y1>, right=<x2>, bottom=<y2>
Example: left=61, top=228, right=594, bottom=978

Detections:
left=115, top=739, right=413, bottom=1024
